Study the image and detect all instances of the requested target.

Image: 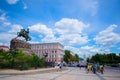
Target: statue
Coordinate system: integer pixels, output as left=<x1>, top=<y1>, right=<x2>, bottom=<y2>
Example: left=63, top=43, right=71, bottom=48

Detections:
left=17, top=28, right=31, bottom=41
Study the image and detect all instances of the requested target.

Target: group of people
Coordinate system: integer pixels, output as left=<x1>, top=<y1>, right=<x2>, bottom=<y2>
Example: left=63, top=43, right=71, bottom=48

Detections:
left=86, top=63, right=104, bottom=74
left=55, top=62, right=105, bottom=74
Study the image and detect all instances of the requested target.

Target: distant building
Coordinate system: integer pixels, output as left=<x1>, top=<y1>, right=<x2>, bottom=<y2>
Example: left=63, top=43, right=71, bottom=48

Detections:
left=31, top=43, right=64, bottom=63
left=0, top=46, right=9, bottom=51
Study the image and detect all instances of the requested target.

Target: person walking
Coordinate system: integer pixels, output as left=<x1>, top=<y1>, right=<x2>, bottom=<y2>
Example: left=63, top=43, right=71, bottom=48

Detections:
left=79, top=63, right=81, bottom=69
left=92, top=63, right=96, bottom=74
left=58, top=62, right=63, bottom=71
left=86, top=64, right=92, bottom=73
left=97, top=63, right=100, bottom=72
left=100, top=64, right=104, bottom=74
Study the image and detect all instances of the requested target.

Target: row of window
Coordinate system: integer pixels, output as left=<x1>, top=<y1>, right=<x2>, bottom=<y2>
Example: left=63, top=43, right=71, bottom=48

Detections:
left=33, top=50, right=57, bottom=54
left=32, top=45, right=59, bottom=49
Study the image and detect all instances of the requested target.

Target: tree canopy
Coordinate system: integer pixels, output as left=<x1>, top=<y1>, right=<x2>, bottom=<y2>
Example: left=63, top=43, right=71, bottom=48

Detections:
left=63, top=50, right=81, bottom=63
left=87, top=53, right=120, bottom=64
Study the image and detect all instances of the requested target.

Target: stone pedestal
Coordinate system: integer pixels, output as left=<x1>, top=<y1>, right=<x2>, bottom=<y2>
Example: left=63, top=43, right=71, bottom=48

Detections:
left=10, top=38, right=33, bottom=55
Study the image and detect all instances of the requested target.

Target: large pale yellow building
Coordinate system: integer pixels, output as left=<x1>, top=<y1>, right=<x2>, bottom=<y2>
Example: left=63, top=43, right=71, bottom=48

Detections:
left=31, top=43, right=64, bottom=63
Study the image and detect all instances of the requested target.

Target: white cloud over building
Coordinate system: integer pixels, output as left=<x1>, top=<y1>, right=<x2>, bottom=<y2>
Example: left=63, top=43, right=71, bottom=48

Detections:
left=29, top=18, right=89, bottom=46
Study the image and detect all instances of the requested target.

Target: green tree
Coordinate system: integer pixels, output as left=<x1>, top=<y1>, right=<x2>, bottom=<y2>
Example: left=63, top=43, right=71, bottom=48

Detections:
left=0, top=50, right=12, bottom=68
left=74, top=54, right=80, bottom=62
left=63, top=50, right=80, bottom=63
left=63, top=50, right=72, bottom=63
left=15, top=50, right=25, bottom=62
left=31, top=53, right=40, bottom=69
left=87, top=57, right=90, bottom=62
left=0, top=49, right=46, bottom=69
left=89, top=53, right=120, bottom=64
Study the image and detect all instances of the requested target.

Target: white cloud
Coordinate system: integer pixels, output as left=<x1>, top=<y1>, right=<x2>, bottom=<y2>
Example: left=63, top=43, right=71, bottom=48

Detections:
left=29, top=23, right=56, bottom=43
left=29, top=23, right=53, bottom=35
left=8, top=24, right=23, bottom=33
left=65, top=46, right=79, bottom=54
left=94, top=24, right=120, bottom=47
left=41, top=35, right=56, bottom=43
left=81, top=46, right=101, bottom=53
left=0, top=24, right=24, bottom=46
left=6, top=0, right=19, bottom=4
left=57, top=34, right=89, bottom=46
left=64, top=46, right=84, bottom=56
left=0, top=12, right=24, bottom=46
left=29, top=18, right=90, bottom=46
left=3, top=22, right=11, bottom=26
left=54, top=18, right=89, bottom=46
left=0, top=33, right=16, bottom=46
left=55, top=18, right=89, bottom=34
left=65, top=46, right=92, bottom=58
left=0, top=13, right=11, bottom=26
left=0, top=13, right=6, bottom=21
left=80, top=45, right=111, bottom=56
left=29, top=41, right=40, bottom=44
left=64, top=45, right=112, bottom=58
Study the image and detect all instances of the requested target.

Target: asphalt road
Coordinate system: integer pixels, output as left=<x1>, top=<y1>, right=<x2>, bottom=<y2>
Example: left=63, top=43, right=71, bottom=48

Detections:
left=0, top=67, right=120, bottom=80
left=105, top=66, right=120, bottom=72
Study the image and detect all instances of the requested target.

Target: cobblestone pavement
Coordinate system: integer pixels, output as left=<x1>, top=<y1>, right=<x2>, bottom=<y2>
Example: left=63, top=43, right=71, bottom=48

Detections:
left=0, top=67, right=120, bottom=80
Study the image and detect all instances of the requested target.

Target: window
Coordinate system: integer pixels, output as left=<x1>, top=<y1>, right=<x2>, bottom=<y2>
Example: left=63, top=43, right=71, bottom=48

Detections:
left=55, top=50, right=56, bottom=53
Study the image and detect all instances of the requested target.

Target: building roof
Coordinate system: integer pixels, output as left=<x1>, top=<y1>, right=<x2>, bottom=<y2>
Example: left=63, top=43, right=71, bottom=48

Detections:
left=31, top=42, right=64, bottom=47
left=0, top=45, right=9, bottom=51
left=0, top=46, right=9, bottom=48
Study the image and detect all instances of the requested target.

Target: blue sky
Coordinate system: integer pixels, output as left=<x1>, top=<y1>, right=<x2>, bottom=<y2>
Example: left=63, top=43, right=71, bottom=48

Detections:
left=0, top=0, right=120, bottom=57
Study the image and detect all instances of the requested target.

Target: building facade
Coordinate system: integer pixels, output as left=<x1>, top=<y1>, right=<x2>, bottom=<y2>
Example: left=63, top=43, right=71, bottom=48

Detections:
left=31, top=43, right=64, bottom=63
left=0, top=46, right=9, bottom=51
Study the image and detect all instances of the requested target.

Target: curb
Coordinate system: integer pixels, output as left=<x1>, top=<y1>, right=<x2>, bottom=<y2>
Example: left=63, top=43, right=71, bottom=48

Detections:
left=0, top=67, right=68, bottom=75
left=0, top=68, right=57, bottom=75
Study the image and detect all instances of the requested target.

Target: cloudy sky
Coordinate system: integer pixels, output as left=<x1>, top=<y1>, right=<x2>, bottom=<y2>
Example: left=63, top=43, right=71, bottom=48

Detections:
left=0, top=0, right=120, bottom=58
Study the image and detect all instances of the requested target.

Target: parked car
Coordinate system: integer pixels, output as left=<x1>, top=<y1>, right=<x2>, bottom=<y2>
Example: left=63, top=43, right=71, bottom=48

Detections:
left=79, top=62, right=87, bottom=68
left=67, top=63, right=77, bottom=67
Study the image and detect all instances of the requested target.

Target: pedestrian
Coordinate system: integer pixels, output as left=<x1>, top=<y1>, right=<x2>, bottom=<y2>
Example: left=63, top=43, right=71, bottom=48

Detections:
left=79, top=63, right=81, bottom=69
left=92, top=63, right=96, bottom=74
left=87, top=64, right=90, bottom=73
left=97, top=63, right=100, bottom=72
left=58, top=62, right=63, bottom=71
left=85, top=63, right=88, bottom=70
left=86, top=64, right=92, bottom=73
left=100, top=64, right=104, bottom=74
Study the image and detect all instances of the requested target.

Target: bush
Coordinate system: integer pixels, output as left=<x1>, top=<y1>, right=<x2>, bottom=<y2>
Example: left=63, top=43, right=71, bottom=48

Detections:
left=0, top=50, right=46, bottom=70
left=0, top=61, right=11, bottom=68
left=20, top=63, right=30, bottom=70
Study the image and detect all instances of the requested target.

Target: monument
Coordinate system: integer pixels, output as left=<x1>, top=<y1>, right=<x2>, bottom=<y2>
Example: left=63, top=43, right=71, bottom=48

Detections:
left=17, top=28, right=31, bottom=41
left=10, top=28, right=33, bottom=55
